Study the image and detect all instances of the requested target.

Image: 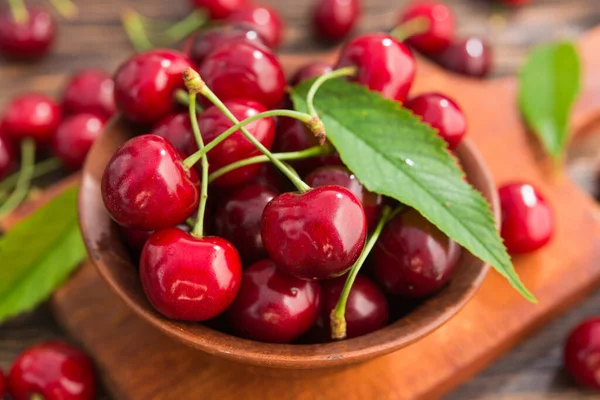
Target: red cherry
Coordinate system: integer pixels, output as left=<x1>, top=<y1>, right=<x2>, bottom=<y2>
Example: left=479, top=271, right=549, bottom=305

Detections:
left=101, top=135, right=200, bottom=230
left=304, top=166, right=383, bottom=230
left=140, top=228, right=242, bottom=321
left=435, top=36, right=492, bottom=78
left=247, top=163, right=290, bottom=193
left=405, top=92, right=467, bottom=150
left=499, top=182, right=554, bottom=254
left=227, top=4, right=284, bottom=48
left=188, top=99, right=276, bottom=187
left=120, top=223, right=192, bottom=254
left=1, top=93, right=62, bottom=144
left=150, top=112, right=194, bottom=154
left=313, top=0, right=360, bottom=42
left=261, top=185, right=367, bottom=280
left=0, top=129, right=16, bottom=180
left=189, top=0, right=248, bottom=19
left=336, top=33, right=416, bottom=103
left=215, top=184, right=277, bottom=264
left=199, top=42, right=285, bottom=109
left=372, top=208, right=462, bottom=298
left=52, top=113, right=104, bottom=170
left=62, top=69, right=116, bottom=120
left=290, top=61, right=333, bottom=86
left=398, top=1, right=455, bottom=55
left=113, top=49, right=193, bottom=125
left=8, top=341, right=96, bottom=400
left=188, top=25, right=267, bottom=65
left=314, top=274, right=389, bottom=340
left=500, top=0, right=532, bottom=5
left=225, top=259, right=321, bottom=343
left=564, top=318, right=600, bottom=390
left=0, top=369, right=5, bottom=399
left=0, top=7, right=55, bottom=60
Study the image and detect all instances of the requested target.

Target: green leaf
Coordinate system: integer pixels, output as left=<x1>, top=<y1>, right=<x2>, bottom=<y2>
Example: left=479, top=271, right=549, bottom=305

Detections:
left=518, top=42, right=581, bottom=159
left=292, top=79, right=535, bottom=302
left=0, top=186, right=86, bottom=322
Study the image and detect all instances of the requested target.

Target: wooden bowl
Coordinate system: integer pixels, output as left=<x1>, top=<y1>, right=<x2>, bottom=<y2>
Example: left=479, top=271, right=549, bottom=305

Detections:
left=78, top=116, right=499, bottom=369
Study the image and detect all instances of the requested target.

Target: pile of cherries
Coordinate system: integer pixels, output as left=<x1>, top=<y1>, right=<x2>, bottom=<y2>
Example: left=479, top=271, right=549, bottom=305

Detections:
left=0, top=340, right=96, bottom=400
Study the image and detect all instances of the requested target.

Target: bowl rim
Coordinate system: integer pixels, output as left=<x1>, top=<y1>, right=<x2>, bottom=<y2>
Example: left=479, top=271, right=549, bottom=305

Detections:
left=79, top=117, right=498, bottom=369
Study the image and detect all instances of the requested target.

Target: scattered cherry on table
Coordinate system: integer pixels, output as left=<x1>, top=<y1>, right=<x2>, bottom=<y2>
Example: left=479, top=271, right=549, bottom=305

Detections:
left=227, top=4, right=284, bottom=48
left=313, top=0, right=360, bottom=42
left=52, top=113, right=105, bottom=170
left=397, top=0, right=455, bottom=55
left=434, top=36, right=492, bottom=78
left=62, top=69, right=116, bottom=120
left=187, top=25, right=267, bottom=65
left=564, top=318, right=600, bottom=390
left=189, top=0, right=248, bottom=19
left=0, top=6, right=56, bottom=59
left=1, top=93, right=62, bottom=144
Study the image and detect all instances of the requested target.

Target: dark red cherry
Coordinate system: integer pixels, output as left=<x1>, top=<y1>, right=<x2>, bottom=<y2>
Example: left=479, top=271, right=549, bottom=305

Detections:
left=313, top=0, right=359, bottom=42
left=305, top=166, right=383, bottom=230
left=372, top=208, right=462, bottom=298
left=215, top=184, right=277, bottom=264
left=290, top=61, right=333, bottom=86
left=188, top=25, right=267, bottom=65
left=150, top=112, right=194, bottom=154
left=1, top=93, right=62, bottom=144
left=199, top=42, right=285, bottom=109
left=101, top=135, right=200, bottom=230
left=336, top=33, right=416, bottom=103
left=0, top=6, right=55, bottom=60
left=8, top=341, right=96, bottom=400
left=499, top=182, right=554, bottom=254
left=113, top=49, right=193, bottom=125
left=247, top=163, right=290, bottom=192
left=500, top=0, right=532, bottom=5
left=189, top=99, right=276, bottom=187
left=262, top=185, right=367, bottom=280
left=189, top=0, right=248, bottom=19
left=564, top=318, right=600, bottom=390
left=120, top=223, right=192, bottom=253
left=62, top=69, right=116, bottom=120
left=225, top=259, right=321, bottom=343
left=314, top=274, right=389, bottom=341
left=0, top=129, right=16, bottom=180
left=398, top=1, right=455, bottom=55
left=273, top=117, right=341, bottom=175
left=140, top=228, right=242, bottom=321
left=52, top=113, right=104, bottom=170
left=435, top=36, right=492, bottom=78
left=227, top=4, right=284, bottom=48
left=405, top=92, right=466, bottom=150
left=0, top=369, right=5, bottom=399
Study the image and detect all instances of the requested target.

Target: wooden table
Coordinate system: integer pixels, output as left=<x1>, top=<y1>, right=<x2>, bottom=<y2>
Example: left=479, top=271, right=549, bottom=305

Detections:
left=2, top=0, right=600, bottom=398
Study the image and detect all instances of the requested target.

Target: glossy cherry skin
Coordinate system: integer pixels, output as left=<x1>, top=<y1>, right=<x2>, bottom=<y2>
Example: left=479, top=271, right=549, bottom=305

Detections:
left=0, top=7, right=55, bottom=60
left=498, top=182, right=554, bottom=254
left=150, top=112, right=194, bottom=154
left=8, top=341, right=96, bottom=400
left=52, top=113, right=104, bottom=170
left=113, top=49, right=193, bottom=125
left=313, top=274, right=389, bottom=341
left=405, top=92, right=467, bottom=150
left=313, top=0, right=359, bottom=42
left=199, top=42, right=285, bottom=109
left=2, top=94, right=62, bottom=144
left=247, top=163, right=290, bottom=193
left=435, top=36, right=492, bottom=78
left=564, top=318, right=600, bottom=390
left=372, top=208, right=462, bottom=298
left=227, top=4, right=284, bottom=48
left=189, top=99, right=276, bottom=187
left=62, top=69, right=116, bottom=120
left=120, top=223, right=192, bottom=254
left=189, top=0, right=247, bottom=19
left=290, top=61, right=333, bottom=86
left=398, top=1, right=455, bottom=55
left=188, top=25, right=267, bottom=65
left=225, top=259, right=321, bottom=343
left=336, top=33, right=416, bottom=103
left=262, top=185, right=367, bottom=280
left=0, top=129, right=16, bottom=180
left=215, top=184, right=277, bottom=264
left=305, top=166, right=383, bottom=230
left=101, top=135, right=200, bottom=230
left=140, top=228, right=242, bottom=321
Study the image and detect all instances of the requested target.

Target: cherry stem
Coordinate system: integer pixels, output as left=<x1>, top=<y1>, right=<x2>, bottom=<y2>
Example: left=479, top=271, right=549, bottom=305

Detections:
left=306, top=66, right=357, bottom=118
left=208, top=144, right=333, bottom=183
left=182, top=109, right=314, bottom=169
left=330, top=205, right=404, bottom=340
left=0, top=139, right=36, bottom=219
left=175, top=89, right=204, bottom=113
left=163, top=9, right=208, bottom=43
left=7, top=0, right=29, bottom=24
left=390, top=16, right=430, bottom=42
left=30, top=394, right=44, bottom=400
left=48, top=0, right=79, bottom=19
left=0, top=157, right=62, bottom=200
left=121, top=7, right=154, bottom=52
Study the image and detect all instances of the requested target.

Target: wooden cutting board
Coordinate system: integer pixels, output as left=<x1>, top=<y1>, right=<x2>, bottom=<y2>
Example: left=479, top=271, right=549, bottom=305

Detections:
left=7, top=27, right=600, bottom=400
